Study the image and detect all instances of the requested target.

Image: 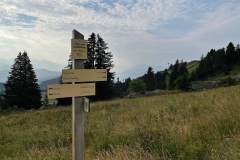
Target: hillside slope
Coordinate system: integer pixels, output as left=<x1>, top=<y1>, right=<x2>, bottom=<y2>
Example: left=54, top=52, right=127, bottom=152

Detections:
left=1, top=86, right=240, bottom=159
left=187, top=60, right=199, bottom=73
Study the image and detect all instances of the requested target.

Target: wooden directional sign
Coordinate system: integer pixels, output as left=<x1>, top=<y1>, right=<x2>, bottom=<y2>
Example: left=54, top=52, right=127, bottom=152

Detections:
left=48, top=83, right=95, bottom=99
left=62, top=69, right=107, bottom=83
left=71, top=39, right=87, bottom=59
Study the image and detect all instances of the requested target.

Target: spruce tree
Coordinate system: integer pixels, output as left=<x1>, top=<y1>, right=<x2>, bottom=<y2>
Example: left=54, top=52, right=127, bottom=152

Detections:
left=236, top=44, right=240, bottom=64
left=169, top=60, right=179, bottom=89
left=175, top=73, right=189, bottom=91
left=5, top=52, right=41, bottom=109
left=95, top=34, right=115, bottom=100
left=144, top=67, right=156, bottom=91
left=168, top=60, right=189, bottom=90
left=85, top=33, right=96, bottom=69
left=124, top=77, right=131, bottom=93
left=155, top=70, right=168, bottom=89
left=226, top=42, right=236, bottom=65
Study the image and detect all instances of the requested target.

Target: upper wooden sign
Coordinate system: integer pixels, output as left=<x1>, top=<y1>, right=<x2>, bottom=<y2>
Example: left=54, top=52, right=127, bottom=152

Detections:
left=48, top=83, right=95, bottom=99
left=62, top=69, right=107, bottom=83
left=71, top=39, right=87, bottom=59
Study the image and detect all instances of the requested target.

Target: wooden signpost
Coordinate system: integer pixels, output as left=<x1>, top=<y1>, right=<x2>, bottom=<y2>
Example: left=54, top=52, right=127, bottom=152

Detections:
left=48, top=29, right=107, bottom=160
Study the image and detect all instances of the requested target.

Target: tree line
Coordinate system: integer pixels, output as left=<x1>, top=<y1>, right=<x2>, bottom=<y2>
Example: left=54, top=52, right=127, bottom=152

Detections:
left=114, top=60, right=190, bottom=96
left=1, top=39, right=239, bottom=110
left=192, top=42, right=240, bottom=80
left=115, top=42, right=240, bottom=95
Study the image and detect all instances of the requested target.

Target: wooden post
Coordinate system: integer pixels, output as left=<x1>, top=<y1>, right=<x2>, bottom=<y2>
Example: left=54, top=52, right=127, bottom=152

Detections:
left=72, top=30, right=85, bottom=160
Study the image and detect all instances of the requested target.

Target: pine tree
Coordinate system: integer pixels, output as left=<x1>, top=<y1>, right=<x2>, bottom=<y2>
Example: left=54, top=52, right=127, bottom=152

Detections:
left=175, top=62, right=189, bottom=90
left=236, top=44, right=240, bottom=64
left=5, top=52, right=41, bottom=109
left=168, top=60, right=189, bottom=90
left=169, top=60, right=179, bottom=89
left=226, top=42, right=236, bottom=65
left=144, top=67, right=156, bottom=91
left=175, top=72, right=189, bottom=91
left=124, top=77, right=131, bottom=93
left=95, top=34, right=115, bottom=100
left=85, top=33, right=96, bottom=69
left=113, top=78, right=124, bottom=97
left=155, top=70, right=168, bottom=89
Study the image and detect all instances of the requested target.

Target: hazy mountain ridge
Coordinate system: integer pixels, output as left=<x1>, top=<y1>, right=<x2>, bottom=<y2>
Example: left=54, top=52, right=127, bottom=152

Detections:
left=0, top=59, right=62, bottom=83
left=40, top=77, right=60, bottom=91
left=0, top=68, right=60, bottom=83
left=117, top=64, right=166, bottom=80
left=35, top=69, right=60, bottom=83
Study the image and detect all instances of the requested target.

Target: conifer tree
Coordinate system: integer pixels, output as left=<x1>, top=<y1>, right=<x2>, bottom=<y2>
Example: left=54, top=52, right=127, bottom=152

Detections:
left=85, top=33, right=96, bottom=69
left=226, top=42, right=236, bottom=65
left=175, top=73, right=189, bottom=91
left=169, top=60, right=189, bottom=90
left=169, top=60, right=179, bottom=89
left=5, top=52, right=41, bottom=109
left=95, top=34, right=115, bottom=100
left=144, top=67, right=156, bottom=91
left=236, top=44, right=240, bottom=64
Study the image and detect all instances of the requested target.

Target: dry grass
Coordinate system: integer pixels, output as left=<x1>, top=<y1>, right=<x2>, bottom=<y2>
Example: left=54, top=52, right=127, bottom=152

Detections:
left=1, top=86, right=240, bottom=159
left=95, top=146, right=155, bottom=160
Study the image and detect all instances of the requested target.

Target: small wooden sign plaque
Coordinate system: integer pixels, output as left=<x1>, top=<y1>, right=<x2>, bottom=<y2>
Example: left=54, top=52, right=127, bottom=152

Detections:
left=48, top=83, right=95, bottom=99
left=62, top=69, right=107, bottom=83
left=71, top=39, right=87, bottom=59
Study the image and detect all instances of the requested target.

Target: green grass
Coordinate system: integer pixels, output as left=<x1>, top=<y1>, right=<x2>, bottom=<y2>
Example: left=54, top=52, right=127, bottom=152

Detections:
left=1, top=86, right=240, bottom=159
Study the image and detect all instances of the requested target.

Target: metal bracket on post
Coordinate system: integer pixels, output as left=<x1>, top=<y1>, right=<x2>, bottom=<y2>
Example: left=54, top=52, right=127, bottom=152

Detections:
left=83, top=98, right=90, bottom=113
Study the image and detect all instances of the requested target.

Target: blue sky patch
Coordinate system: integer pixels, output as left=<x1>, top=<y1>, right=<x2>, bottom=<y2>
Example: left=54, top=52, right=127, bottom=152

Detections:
left=16, top=14, right=37, bottom=26
left=0, top=14, right=37, bottom=28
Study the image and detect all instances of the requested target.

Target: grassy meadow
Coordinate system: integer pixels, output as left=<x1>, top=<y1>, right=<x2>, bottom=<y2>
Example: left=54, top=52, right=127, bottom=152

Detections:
left=1, top=86, right=240, bottom=159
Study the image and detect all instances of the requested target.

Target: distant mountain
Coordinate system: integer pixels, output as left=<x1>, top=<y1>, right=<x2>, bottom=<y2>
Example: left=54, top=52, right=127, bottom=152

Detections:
left=0, top=76, right=61, bottom=93
left=31, top=59, right=65, bottom=71
left=0, top=58, right=62, bottom=83
left=35, top=69, right=60, bottom=83
left=40, top=77, right=60, bottom=91
left=0, top=68, right=60, bottom=83
left=117, top=64, right=166, bottom=80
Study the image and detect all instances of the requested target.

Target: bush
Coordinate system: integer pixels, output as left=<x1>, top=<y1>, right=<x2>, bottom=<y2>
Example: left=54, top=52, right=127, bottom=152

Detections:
left=219, top=77, right=236, bottom=86
left=175, top=74, right=190, bottom=91
left=129, top=79, right=147, bottom=93
left=0, top=96, right=8, bottom=110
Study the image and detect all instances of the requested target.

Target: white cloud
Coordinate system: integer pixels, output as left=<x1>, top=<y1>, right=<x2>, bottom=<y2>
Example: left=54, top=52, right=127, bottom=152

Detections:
left=0, top=0, right=187, bottom=71
left=0, top=0, right=239, bottom=78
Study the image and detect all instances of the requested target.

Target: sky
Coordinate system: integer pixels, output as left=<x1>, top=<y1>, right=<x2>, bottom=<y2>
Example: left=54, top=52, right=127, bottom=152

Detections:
left=0, top=0, right=240, bottom=79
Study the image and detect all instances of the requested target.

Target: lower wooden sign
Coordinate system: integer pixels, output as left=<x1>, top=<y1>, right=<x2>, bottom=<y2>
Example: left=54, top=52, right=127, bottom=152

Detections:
left=48, top=83, right=95, bottom=99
